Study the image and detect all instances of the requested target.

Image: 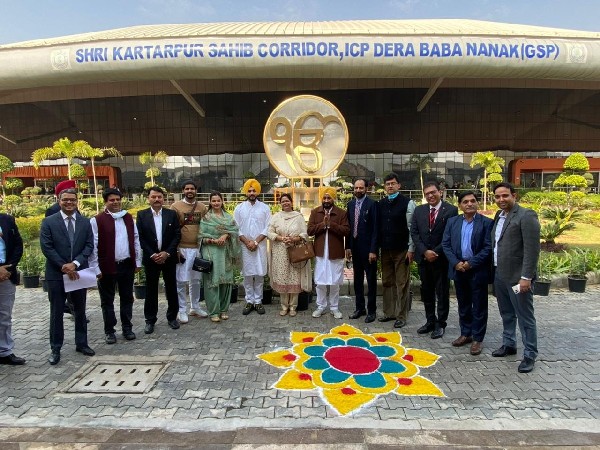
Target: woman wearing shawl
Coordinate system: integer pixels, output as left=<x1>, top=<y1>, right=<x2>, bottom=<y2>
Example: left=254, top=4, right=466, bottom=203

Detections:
left=267, top=194, right=312, bottom=317
left=198, top=191, right=241, bottom=322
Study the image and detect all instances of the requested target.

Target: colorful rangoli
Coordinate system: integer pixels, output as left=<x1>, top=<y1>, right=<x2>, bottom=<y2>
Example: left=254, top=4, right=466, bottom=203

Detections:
left=258, top=323, right=444, bottom=415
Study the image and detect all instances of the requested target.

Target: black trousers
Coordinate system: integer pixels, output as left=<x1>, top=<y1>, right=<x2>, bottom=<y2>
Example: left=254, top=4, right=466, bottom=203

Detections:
left=144, top=260, right=178, bottom=324
left=98, top=259, right=135, bottom=334
left=47, top=280, right=88, bottom=352
left=454, top=271, right=489, bottom=342
left=352, top=246, right=378, bottom=315
left=419, top=258, right=450, bottom=328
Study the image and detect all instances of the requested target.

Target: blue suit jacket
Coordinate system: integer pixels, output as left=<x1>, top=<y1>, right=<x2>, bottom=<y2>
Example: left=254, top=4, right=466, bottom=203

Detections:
left=345, top=196, right=378, bottom=255
left=0, top=213, right=23, bottom=285
left=40, top=212, right=93, bottom=281
left=442, top=213, right=493, bottom=283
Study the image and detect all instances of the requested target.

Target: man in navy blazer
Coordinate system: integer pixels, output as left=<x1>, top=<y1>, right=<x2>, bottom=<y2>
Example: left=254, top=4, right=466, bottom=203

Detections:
left=136, top=186, right=181, bottom=334
left=410, top=181, right=458, bottom=339
left=0, top=213, right=25, bottom=365
left=442, top=191, right=493, bottom=356
left=345, top=179, right=378, bottom=322
left=40, top=188, right=95, bottom=365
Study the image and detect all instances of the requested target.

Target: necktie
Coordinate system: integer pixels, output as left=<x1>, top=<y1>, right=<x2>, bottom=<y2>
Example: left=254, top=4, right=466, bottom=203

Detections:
left=353, top=202, right=360, bottom=238
left=429, top=207, right=436, bottom=230
left=67, top=216, right=75, bottom=244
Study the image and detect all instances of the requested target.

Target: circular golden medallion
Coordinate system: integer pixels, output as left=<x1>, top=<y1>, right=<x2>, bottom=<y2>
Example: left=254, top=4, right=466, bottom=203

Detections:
left=263, top=95, right=349, bottom=178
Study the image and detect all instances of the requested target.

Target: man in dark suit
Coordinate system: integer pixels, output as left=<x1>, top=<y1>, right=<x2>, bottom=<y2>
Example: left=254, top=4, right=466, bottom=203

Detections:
left=0, top=213, right=25, bottom=365
left=346, top=179, right=379, bottom=323
left=136, top=186, right=181, bottom=334
left=410, top=180, right=458, bottom=339
left=491, top=182, right=540, bottom=373
left=442, top=191, right=493, bottom=356
left=40, top=188, right=95, bottom=365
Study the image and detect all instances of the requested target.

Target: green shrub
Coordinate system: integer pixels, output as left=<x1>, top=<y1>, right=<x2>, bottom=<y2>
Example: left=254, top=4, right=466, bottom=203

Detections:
left=15, top=216, right=44, bottom=241
left=520, top=191, right=567, bottom=206
left=3, top=194, right=22, bottom=206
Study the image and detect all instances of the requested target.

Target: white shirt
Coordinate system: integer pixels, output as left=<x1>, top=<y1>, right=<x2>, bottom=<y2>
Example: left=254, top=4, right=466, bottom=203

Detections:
left=60, top=211, right=80, bottom=267
left=493, top=212, right=507, bottom=267
left=152, top=208, right=163, bottom=251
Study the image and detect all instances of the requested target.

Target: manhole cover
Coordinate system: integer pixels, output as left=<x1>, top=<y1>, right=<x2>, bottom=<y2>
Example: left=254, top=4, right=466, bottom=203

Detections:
left=66, top=361, right=167, bottom=394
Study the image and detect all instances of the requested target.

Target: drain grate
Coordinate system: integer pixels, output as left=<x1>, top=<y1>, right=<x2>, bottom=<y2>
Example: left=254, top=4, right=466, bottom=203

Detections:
left=66, top=361, right=167, bottom=394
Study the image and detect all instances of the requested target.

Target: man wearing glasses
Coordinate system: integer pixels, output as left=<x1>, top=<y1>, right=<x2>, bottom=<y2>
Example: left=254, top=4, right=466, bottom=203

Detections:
left=376, top=173, right=416, bottom=328
left=40, top=188, right=95, bottom=365
left=411, top=181, right=458, bottom=339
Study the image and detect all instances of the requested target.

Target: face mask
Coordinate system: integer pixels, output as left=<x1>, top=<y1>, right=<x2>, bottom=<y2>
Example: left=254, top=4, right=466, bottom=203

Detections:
left=107, top=210, right=127, bottom=219
left=388, top=192, right=399, bottom=200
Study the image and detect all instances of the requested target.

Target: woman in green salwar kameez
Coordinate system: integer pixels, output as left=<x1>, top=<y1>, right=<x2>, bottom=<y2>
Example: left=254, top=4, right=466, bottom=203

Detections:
left=198, top=191, right=241, bottom=322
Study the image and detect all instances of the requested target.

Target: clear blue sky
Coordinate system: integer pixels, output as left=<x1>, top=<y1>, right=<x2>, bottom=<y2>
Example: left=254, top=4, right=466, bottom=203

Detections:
left=0, top=0, right=598, bottom=44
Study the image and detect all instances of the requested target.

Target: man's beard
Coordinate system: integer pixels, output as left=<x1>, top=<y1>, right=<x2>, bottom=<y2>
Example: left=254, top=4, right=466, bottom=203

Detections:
left=322, top=202, right=333, bottom=209
left=354, top=192, right=365, bottom=199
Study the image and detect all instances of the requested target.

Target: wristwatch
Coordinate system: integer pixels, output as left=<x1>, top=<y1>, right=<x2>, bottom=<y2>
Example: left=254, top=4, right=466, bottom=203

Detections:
left=253, top=240, right=258, bottom=246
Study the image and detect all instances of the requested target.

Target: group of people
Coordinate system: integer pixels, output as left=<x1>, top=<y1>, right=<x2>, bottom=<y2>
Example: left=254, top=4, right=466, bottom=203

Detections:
left=0, top=175, right=540, bottom=374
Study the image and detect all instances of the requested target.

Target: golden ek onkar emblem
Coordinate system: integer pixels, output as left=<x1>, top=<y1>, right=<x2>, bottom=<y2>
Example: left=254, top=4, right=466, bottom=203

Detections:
left=263, top=95, right=349, bottom=178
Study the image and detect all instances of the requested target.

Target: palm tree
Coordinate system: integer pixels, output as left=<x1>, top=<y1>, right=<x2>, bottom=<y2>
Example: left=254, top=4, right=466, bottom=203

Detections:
left=0, top=154, right=14, bottom=197
left=77, top=143, right=122, bottom=213
left=407, top=154, right=434, bottom=199
left=139, top=151, right=169, bottom=186
left=470, top=151, right=505, bottom=210
left=32, top=137, right=88, bottom=180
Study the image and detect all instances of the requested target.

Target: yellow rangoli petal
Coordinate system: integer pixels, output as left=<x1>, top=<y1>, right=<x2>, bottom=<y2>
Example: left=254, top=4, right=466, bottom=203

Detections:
left=329, top=323, right=364, bottom=336
left=257, top=349, right=298, bottom=368
left=395, top=375, right=445, bottom=397
left=290, top=331, right=320, bottom=344
left=371, top=331, right=402, bottom=345
left=403, top=348, right=440, bottom=368
left=273, top=369, right=316, bottom=390
left=322, top=387, right=376, bottom=415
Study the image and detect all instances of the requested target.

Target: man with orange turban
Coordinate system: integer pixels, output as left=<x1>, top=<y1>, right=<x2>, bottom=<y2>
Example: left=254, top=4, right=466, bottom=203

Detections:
left=234, top=179, right=271, bottom=316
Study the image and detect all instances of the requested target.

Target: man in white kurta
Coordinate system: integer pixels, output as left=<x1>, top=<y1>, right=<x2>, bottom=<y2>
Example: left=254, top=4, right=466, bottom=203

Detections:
left=234, top=179, right=271, bottom=315
left=307, top=188, right=350, bottom=320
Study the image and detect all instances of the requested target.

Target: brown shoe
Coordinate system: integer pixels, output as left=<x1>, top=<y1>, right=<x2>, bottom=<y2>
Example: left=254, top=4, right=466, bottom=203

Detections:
left=452, top=335, right=473, bottom=347
left=470, top=341, right=483, bottom=355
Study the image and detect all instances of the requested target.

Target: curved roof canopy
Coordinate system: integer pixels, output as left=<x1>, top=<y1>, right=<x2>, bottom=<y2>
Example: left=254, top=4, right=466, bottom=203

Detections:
left=1, top=19, right=600, bottom=90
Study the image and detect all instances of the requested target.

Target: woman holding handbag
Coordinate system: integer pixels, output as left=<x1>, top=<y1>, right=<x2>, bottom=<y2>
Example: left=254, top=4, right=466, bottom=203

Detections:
left=267, top=194, right=312, bottom=317
left=198, top=191, right=241, bottom=322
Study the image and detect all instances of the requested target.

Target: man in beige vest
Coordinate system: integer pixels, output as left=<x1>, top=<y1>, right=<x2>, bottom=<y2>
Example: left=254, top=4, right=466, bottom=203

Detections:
left=171, top=181, right=208, bottom=323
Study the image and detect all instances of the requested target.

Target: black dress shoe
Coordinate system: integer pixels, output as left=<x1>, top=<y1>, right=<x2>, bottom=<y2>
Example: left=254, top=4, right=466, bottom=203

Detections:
left=417, top=323, right=435, bottom=334
left=349, top=310, right=366, bottom=319
left=76, top=346, right=95, bottom=356
left=144, top=323, right=155, bottom=334
left=393, top=319, right=406, bottom=328
left=518, top=357, right=535, bottom=373
left=0, top=353, right=26, bottom=365
left=491, top=345, right=517, bottom=357
left=168, top=319, right=180, bottom=330
left=123, top=330, right=136, bottom=341
left=48, top=352, right=60, bottom=365
left=431, top=326, right=445, bottom=339
left=364, top=314, right=376, bottom=323
left=378, top=316, right=395, bottom=322
left=105, top=333, right=117, bottom=345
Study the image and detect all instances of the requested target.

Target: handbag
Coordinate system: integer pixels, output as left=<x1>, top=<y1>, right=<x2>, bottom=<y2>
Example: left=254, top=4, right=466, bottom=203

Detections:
left=287, top=240, right=315, bottom=264
left=192, top=244, right=212, bottom=273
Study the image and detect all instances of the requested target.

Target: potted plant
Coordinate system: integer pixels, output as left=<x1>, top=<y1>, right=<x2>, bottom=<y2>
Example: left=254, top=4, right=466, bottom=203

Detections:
left=231, top=269, right=243, bottom=304
left=19, top=245, right=44, bottom=288
left=262, top=274, right=273, bottom=305
left=134, top=269, right=146, bottom=299
left=534, top=252, right=552, bottom=296
left=567, top=249, right=588, bottom=293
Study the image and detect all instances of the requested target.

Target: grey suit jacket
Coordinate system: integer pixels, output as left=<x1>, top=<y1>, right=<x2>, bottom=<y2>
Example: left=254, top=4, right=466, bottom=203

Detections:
left=491, top=203, right=540, bottom=284
left=40, top=212, right=94, bottom=281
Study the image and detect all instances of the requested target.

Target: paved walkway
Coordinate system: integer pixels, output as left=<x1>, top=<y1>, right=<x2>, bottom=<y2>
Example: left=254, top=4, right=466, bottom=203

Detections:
left=1, top=284, right=599, bottom=447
